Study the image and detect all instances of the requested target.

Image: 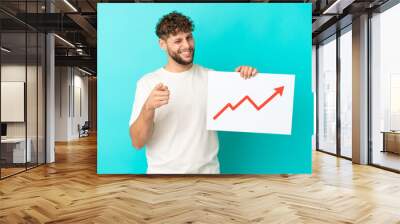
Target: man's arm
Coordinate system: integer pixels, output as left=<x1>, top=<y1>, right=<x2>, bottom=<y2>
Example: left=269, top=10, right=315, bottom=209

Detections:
left=129, top=105, right=155, bottom=149
left=129, top=83, right=169, bottom=149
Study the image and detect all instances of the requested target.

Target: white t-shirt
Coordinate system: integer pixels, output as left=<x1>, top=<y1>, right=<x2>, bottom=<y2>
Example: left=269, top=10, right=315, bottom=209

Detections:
left=129, top=64, right=220, bottom=174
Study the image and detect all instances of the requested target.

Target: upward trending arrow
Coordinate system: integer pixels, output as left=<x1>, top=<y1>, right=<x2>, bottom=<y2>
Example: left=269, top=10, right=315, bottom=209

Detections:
left=213, top=86, right=285, bottom=120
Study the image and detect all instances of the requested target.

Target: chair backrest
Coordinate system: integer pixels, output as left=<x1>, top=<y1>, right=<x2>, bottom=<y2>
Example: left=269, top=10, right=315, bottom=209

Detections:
left=82, top=121, right=90, bottom=129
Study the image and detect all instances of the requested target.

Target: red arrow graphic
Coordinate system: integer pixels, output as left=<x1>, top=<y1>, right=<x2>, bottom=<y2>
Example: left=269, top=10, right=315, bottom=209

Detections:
left=213, top=86, right=284, bottom=120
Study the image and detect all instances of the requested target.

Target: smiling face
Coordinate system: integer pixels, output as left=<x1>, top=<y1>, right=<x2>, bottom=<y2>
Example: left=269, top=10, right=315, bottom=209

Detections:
left=160, top=31, right=195, bottom=66
left=155, top=12, right=195, bottom=66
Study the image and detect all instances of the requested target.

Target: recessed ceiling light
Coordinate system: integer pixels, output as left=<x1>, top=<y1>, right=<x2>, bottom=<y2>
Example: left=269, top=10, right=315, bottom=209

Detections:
left=63, top=0, right=78, bottom=12
left=54, top=34, right=75, bottom=48
left=322, top=0, right=354, bottom=15
left=1, top=47, right=11, bottom=53
left=78, top=67, right=93, bottom=76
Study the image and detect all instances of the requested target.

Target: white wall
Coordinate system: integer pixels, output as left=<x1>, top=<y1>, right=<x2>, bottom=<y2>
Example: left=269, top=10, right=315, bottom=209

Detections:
left=55, top=66, right=69, bottom=141
left=1, top=65, right=42, bottom=137
left=72, top=72, right=89, bottom=138
left=54, top=67, right=89, bottom=141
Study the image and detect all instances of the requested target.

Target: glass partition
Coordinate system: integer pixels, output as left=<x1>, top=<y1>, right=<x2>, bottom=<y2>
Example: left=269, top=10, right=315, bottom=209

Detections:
left=0, top=1, right=46, bottom=179
left=1, top=31, right=28, bottom=178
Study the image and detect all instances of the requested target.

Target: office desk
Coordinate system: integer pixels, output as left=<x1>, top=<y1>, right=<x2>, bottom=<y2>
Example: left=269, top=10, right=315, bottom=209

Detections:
left=1, top=138, right=32, bottom=163
left=381, top=131, right=400, bottom=154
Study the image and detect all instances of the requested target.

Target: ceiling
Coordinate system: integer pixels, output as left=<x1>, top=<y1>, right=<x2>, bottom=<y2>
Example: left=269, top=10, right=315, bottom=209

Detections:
left=0, top=0, right=394, bottom=75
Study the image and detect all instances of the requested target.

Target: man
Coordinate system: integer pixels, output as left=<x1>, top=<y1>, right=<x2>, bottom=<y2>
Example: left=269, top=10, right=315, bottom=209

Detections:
left=129, top=11, right=258, bottom=174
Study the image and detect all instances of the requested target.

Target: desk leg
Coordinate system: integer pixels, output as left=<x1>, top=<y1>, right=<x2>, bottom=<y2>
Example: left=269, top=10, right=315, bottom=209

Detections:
left=382, top=133, right=386, bottom=153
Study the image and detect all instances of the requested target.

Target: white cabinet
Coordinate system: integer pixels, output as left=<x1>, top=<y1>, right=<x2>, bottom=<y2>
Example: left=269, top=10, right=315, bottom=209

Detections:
left=1, top=138, right=32, bottom=163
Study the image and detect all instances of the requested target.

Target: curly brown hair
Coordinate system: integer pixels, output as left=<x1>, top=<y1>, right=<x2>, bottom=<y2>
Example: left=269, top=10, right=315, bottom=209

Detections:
left=156, top=11, right=194, bottom=39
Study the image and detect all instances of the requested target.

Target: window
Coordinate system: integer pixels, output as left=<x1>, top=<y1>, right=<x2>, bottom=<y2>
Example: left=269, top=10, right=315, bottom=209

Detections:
left=339, top=28, right=352, bottom=158
left=370, top=2, right=400, bottom=171
left=317, top=36, right=337, bottom=154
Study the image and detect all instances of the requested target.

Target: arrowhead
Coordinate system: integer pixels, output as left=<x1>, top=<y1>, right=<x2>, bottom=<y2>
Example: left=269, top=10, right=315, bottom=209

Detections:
left=274, top=86, right=284, bottom=96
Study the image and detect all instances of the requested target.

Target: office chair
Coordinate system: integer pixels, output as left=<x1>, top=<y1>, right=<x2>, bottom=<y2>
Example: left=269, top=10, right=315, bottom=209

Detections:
left=79, top=121, right=90, bottom=138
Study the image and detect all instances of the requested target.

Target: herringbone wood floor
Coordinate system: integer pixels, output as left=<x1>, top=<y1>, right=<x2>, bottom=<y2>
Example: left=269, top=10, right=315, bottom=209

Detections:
left=1, top=134, right=400, bottom=224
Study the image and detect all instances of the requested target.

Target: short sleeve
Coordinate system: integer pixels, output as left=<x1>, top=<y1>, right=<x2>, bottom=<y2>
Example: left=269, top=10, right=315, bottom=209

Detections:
left=129, top=78, right=151, bottom=127
left=203, top=66, right=214, bottom=79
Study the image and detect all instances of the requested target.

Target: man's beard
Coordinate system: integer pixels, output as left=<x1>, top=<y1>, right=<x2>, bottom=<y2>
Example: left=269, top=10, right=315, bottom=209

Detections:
left=168, top=48, right=195, bottom=66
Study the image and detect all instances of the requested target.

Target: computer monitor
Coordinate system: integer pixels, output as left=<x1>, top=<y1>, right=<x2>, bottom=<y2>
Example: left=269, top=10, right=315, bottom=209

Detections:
left=1, top=123, right=7, bottom=137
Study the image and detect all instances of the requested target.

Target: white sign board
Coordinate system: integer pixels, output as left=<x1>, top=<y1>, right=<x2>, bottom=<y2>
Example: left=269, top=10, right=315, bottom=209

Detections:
left=1, top=82, right=25, bottom=122
left=207, top=71, right=295, bottom=135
